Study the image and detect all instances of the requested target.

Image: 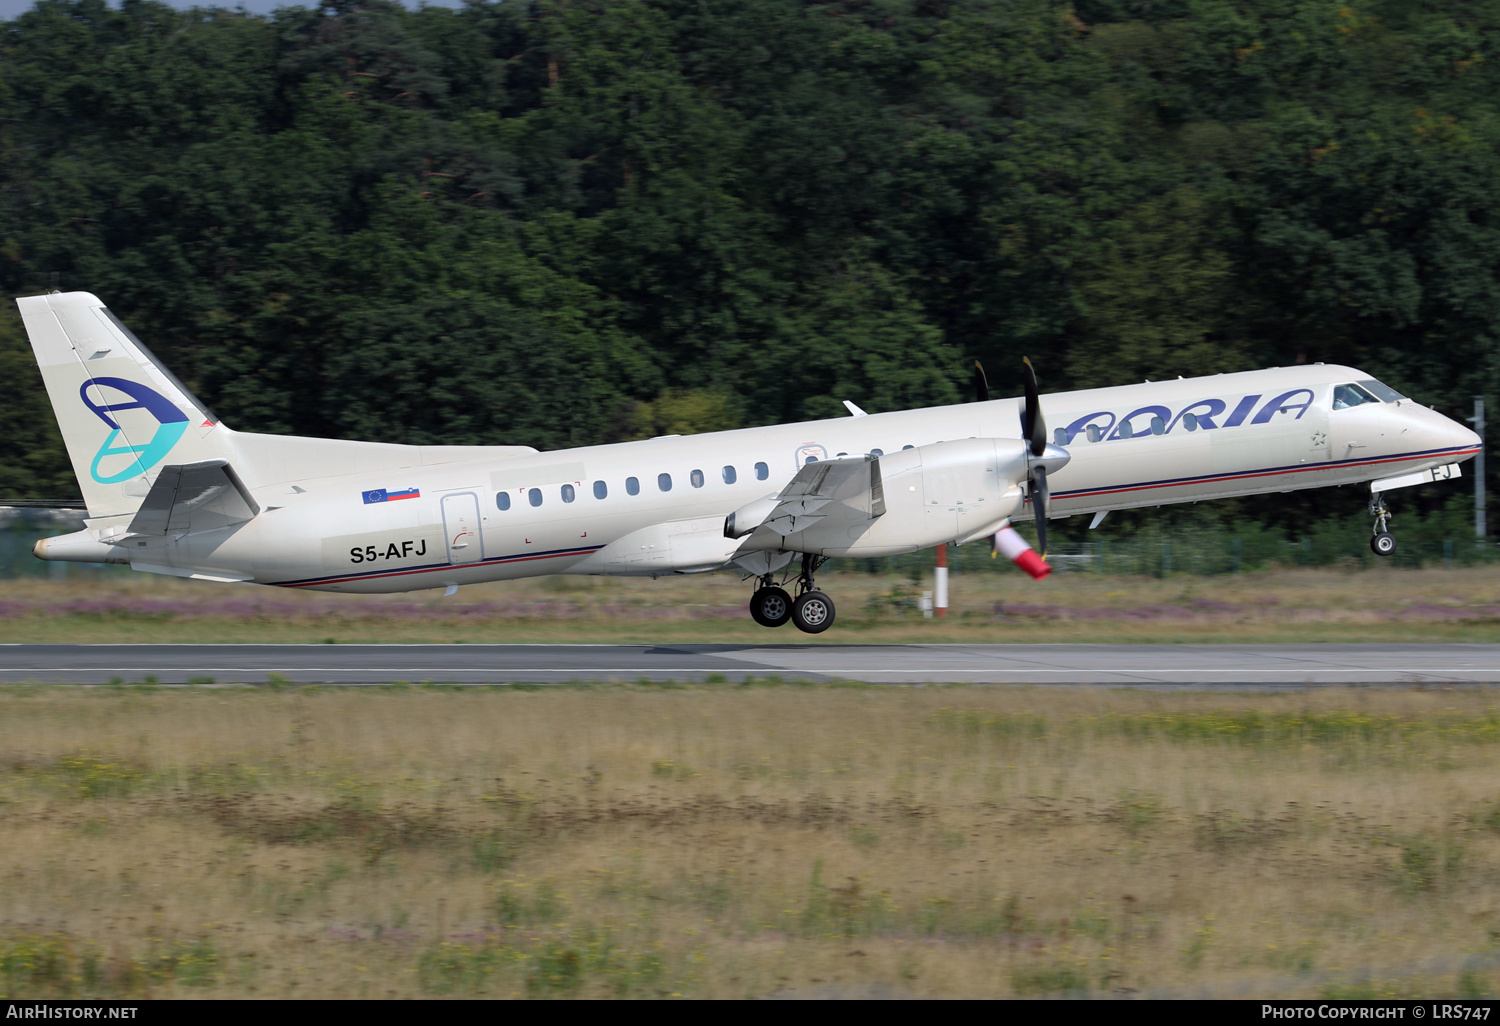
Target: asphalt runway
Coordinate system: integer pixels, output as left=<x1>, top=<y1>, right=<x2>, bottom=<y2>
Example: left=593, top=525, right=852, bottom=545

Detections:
left=3, top=643, right=1500, bottom=686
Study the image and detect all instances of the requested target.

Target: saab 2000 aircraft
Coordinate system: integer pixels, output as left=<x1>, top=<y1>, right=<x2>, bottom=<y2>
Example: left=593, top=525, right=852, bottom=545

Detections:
left=22, top=291, right=1483, bottom=633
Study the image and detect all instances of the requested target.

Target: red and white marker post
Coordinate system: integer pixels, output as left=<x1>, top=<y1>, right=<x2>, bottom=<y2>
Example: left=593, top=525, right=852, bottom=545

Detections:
left=934, top=543, right=948, bottom=618
left=993, top=522, right=1052, bottom=581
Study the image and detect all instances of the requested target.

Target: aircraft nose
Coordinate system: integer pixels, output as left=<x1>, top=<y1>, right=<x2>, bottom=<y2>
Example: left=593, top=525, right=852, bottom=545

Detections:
left=1449, top=414, right=1482, bottom=452
left=1401, top=402, right=1483, bottom=462
left=1434, top=408, right=1483, bottom=457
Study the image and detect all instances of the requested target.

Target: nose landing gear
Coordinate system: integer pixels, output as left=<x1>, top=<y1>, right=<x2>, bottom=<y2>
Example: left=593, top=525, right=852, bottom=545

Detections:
left=748, top=554, right=835, bottom=633
left=1369, top=494, right=1396, bottom=556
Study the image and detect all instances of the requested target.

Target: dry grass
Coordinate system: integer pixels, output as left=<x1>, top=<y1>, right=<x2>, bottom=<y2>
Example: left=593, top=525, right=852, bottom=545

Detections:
left=3, top=683, right=1500, bottom=998
left=7, top=562, right=1500, bottom=644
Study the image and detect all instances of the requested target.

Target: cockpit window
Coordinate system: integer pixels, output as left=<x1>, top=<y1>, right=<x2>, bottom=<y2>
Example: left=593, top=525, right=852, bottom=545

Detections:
left=1358, top=379, right=1405, bottom=403
left=1332, top=383, right=1380, bottom=410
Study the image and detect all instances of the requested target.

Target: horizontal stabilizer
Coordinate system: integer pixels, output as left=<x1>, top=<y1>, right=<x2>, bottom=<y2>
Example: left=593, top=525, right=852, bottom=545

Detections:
left=128, top=460, right=259, bottom=536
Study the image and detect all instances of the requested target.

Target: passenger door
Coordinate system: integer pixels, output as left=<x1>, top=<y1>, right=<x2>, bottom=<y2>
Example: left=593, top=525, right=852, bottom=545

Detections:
left=441, top=492, right=484, bottom=564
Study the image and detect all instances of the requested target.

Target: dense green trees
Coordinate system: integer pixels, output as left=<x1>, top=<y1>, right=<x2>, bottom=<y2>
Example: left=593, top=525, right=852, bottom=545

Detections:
left=2, top=0, right=1499, bottom=531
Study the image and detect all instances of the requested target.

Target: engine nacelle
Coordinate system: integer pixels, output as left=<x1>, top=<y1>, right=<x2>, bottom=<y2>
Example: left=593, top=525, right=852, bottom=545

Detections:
left=567, top=515, right=740, bottom=576
left=750, top=438, right=1031, bottom=558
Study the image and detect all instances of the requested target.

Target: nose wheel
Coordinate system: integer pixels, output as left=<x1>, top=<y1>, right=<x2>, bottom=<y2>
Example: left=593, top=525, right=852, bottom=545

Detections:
left=1369, top=494, right=1396, bottom=556
left=748, top=555, right=836, bottom=633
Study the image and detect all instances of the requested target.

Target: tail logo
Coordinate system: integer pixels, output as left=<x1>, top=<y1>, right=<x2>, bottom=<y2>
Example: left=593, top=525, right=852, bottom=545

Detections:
left=80, top=377, right=189, bottom=484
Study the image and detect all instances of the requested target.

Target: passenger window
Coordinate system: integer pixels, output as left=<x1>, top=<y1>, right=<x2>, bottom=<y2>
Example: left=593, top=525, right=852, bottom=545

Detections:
left=1086, top=425, right=1103, bottom=443
left=1119, top=421, right=1135, bottom=439
left=690, top=469, right=704, bottom=488
left=593, top=480, right=607, bottom=500
left=902, top=445, right=914, bottom=450
left=561, top=484, right=575, bottom=503
left=722, top=465, right=737, bottom=484
left=805, top=455, right=818, bottom=463
left=869, top=448, right=883, bottom=457
left=1150, top=416, right=1165, bottom=436
left=755, top=462, right=769, bottom=481
left=836, top=452, right=847, bottom=457
left=528, top=488, right=542, bottom=507
left=626, top=476, right=640, bottom=496
left=658, top=473, right=672, bottom=492
left=496, top=492, right=511, bottom=511
left=1054, top=428, right=1067, bottom=445
left=1183, top=413, right=1198, bottom=432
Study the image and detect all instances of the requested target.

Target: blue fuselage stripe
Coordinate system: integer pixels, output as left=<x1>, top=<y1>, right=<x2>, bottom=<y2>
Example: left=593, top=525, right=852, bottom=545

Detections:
left=1048, top=443, right=1479, bottom=502
left=272, top=544, right=605, bottom=588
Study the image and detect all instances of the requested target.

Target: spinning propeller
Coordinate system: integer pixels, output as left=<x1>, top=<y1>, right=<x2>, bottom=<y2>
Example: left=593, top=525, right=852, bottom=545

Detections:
left=978, top=357, right=1070, bottom=562
left=1021, top=357, right=1054, bottom=558
left=973, top=361, right=990, bottom=403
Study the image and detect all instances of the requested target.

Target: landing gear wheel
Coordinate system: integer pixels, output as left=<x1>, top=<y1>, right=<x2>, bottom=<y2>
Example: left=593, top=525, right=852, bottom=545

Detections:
left=791, top=591, right=836, bottom=634
left=1368, top=495, right=1395, bottom=556
left=750, top=587, right=793, bottom=628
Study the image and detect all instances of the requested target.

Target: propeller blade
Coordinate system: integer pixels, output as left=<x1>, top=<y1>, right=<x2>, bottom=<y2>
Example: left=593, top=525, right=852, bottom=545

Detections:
left=1032, top=465, right=1049, bottom=559
left=1022, top=356, right=1046, bottom=457
left=973, top=361, right=989, bottom=403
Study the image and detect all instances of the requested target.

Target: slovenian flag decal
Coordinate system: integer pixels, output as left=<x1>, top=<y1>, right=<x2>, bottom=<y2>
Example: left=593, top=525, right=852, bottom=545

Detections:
left=363, top=487, right=421, bottom=504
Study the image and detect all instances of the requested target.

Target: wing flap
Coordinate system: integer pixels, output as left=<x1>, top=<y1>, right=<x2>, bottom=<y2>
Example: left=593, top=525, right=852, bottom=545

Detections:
left=755, top=455, right=885, bottom=537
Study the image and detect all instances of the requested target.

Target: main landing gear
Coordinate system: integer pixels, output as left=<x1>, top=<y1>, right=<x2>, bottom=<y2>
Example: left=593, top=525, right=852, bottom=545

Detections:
left=749, top=584, right=792, bottom=627
left=748, top=554, right=836, bottom=634
left=1369, top=493, right=1396, bottom=556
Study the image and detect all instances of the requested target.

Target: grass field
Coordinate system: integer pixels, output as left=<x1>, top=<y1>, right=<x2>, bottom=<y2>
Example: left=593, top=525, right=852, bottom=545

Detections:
left=3, top=682, right=1500, bottom=999
left=7, top=563, right=1500, bottom=644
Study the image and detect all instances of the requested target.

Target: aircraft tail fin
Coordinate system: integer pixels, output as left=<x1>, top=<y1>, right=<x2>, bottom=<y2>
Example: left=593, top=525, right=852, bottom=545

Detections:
left=18, top=291, right=231, bottom=519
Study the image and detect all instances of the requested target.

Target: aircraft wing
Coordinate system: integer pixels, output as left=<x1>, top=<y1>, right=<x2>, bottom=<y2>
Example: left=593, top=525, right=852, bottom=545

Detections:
left=754, top=455, right=885, bottom=538
left=128, top=460, right=260, bottom=536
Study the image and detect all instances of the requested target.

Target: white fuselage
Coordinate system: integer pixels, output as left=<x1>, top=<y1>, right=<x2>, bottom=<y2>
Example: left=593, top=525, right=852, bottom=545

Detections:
left=116, top=363, right=1477, bottom=593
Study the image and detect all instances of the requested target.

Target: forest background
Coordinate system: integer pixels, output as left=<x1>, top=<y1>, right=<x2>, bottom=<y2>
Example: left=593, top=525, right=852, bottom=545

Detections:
left=2, top=0, right=1498, bottom=547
